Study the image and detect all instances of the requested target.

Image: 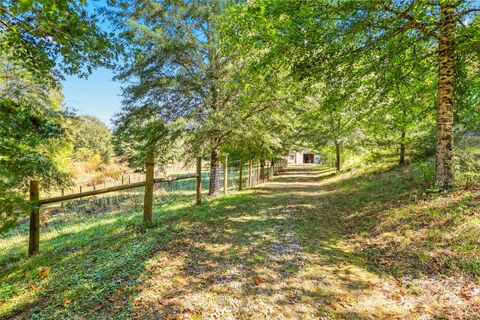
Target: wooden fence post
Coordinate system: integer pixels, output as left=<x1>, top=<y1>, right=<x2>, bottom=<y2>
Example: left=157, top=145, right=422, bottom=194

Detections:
left=238, top=159, right=243, bottom=191
left=143, top=152, right=154, bottom=225
left=223, top=155, right=228, bottom=195
left=248, top=161, right=252, bottom=187
left=28, top=180, right=40, bottom=256
left=264, top=162, right=268, bottom=181
left=260, top=161, right=265, bottom=183
left=256, top=162, right=260, bottom=185
left=196, top=157, right=202, bottom=205
left=270, top=159, right=274, bottom=179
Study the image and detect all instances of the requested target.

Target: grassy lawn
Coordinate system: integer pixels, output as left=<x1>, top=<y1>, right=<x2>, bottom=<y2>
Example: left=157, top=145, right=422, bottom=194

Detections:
left=1, top=164, right=479, bottom=319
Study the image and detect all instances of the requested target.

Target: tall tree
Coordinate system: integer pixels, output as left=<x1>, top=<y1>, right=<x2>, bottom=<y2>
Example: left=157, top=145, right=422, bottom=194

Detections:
left=111, top=0, right=235, bottom=195
left=366, top=39, right=437, bottom=165
left=0, top=0, right=113, bottom=229
left=113, top=105, right=184, bottom=169
left=300, top=64, right=375, bottom=172
left=233, top=0, right=480, bottom=189
left=0, top=54, right=67, bottom=230
left=111, top=0, right=290, bottom=195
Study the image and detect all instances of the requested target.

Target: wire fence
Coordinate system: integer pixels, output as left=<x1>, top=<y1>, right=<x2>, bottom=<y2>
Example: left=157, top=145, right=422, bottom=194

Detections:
left=25, top=155, right=288, bottom=255
left=41, top=178, right=200, bottom=218
left=40, top=160, right=280, bottom=218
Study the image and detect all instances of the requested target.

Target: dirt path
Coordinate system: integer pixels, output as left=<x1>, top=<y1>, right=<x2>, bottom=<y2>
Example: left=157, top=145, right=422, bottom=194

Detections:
left=2, top=165, right=478, bottom=319
left=127, top=165, right=477, bottom=319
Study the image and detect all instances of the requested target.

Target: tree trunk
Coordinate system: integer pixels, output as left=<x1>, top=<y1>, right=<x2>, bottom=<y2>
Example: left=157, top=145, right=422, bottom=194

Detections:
left=260, top=160, right=265, bottom=181
left=399, top=130, right=406, bottom=166
left=435, top=2, right=456, bottom=189
left=334, top=142, right=341, bottom=172
left=208, top=146, right=221, bottom=196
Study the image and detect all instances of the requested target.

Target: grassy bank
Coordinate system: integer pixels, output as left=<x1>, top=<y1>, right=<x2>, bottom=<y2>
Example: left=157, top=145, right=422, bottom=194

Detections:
left=1, top=163, right=479, bottom=319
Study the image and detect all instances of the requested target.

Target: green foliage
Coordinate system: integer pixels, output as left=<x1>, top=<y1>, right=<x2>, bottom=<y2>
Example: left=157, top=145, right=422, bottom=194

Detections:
left=113, top=105, right=184, bottom=169
left=0, top=0, right=115, bottom=85
left=0, top=99, right=67, bottom=231
left=0, top=0, right=115, bottom=231
left=454, top=134, right=480, bottom=188
left=110, top=0, right=300, bottom=195
left=68, top=115, right=114, bottom=162
left=230, top=0, right=480, bottom=187
left=412, top=159, right=436, bottom=189
left=110, top=0, right=232, bottom=179
left=221, top=95, right=300, bottom=161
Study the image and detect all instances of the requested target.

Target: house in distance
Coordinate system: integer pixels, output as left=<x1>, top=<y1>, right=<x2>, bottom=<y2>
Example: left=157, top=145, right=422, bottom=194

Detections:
left=287, top=151, right=321, bottom=164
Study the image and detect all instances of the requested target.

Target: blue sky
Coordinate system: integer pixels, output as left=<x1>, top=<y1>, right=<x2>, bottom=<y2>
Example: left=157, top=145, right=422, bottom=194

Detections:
left=61, top=0, right=121, bottom=128
left=62, top=68, right=121, bottom=128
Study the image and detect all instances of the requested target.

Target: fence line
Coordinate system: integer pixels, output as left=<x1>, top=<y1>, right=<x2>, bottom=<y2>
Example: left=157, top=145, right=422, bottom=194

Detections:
left=27, top=154, right=288, bottom=256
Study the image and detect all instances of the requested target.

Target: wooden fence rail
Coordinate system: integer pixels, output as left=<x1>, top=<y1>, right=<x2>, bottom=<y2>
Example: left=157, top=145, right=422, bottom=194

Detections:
left=28, top=155, right=287, bottom=256
left=37, top=175, right=199, bottom=205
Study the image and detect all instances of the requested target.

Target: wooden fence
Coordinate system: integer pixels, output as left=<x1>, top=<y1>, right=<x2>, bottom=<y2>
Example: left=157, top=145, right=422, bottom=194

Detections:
left=27, top=155, right=288, bottom=256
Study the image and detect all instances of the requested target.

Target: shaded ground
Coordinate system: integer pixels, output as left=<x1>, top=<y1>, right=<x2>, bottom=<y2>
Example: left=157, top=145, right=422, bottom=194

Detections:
left=1, top=164, right=479, bottom=319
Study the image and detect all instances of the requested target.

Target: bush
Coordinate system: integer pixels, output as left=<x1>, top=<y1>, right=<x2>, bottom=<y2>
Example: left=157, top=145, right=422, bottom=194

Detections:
left=84, top=154, right=103, bottom=172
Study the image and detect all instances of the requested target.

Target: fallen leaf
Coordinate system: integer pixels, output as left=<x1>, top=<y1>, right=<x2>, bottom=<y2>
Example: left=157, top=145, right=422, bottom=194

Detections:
left=255, top=278, right=263, bottom=285
left=115, top=289, right=123, bottom=297
left=38, top=267, right=50, bottom=279
left=63, top=296, right=71, bottom=306
left=347, top=297, right=357, bottom=304
left=472, top=296, right=480, bottom=306
left=173, top=276, right=188, bottom=285
left=393, top=293, right=403, bottom=301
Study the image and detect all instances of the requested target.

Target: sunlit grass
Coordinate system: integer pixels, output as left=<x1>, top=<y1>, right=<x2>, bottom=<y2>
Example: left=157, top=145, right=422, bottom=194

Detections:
left=1, top=162, right=479, bottom=319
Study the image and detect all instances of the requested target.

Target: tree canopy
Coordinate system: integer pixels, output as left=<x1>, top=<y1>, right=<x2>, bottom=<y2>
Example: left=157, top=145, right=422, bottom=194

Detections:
left=1, top=0, right=479, bottom=229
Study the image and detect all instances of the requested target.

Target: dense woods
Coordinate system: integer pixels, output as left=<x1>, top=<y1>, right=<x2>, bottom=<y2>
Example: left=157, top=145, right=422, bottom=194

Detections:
left=1, top=0, right=480, bottom=319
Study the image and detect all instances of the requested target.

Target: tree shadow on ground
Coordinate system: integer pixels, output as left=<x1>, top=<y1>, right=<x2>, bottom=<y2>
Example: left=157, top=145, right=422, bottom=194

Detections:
left=127, top=164, right=478, bottom=319
left=118, top=165, right=423, bottom=319
left=2, top=164, right=477, bottom=319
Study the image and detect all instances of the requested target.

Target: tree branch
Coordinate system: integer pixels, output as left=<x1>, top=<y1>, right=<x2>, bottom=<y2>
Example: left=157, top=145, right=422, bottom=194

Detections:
left=457, top=7, right=480, bottom=17
left=383, top=4, right=439, bottom=39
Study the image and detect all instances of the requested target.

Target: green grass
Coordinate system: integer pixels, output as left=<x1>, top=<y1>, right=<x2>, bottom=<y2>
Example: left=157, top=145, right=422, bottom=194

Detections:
left=1, top=163, right=479, bottom=319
